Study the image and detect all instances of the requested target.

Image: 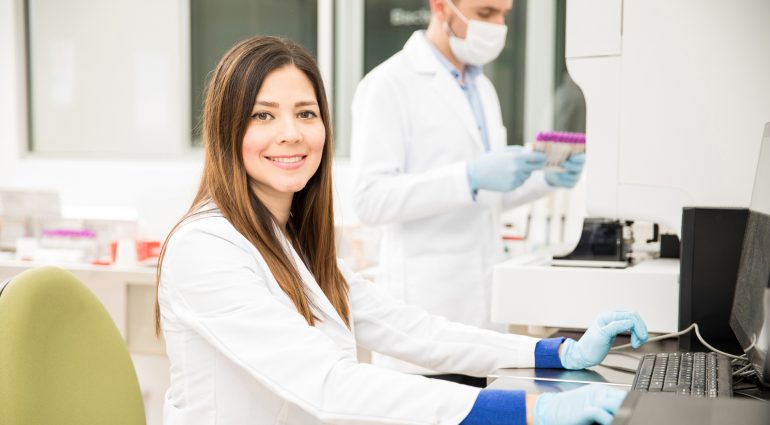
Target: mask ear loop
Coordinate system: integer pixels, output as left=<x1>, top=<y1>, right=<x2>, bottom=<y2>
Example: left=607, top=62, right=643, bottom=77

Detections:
left=443, top=0, right=468, bottom=38
left=445, top=0, right=469, bottom=24
left=443, top=20, right=456, bottom=38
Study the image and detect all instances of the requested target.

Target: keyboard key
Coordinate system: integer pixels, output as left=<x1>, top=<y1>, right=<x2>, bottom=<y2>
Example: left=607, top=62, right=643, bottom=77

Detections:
left=662, top=381, right=678, bottom=392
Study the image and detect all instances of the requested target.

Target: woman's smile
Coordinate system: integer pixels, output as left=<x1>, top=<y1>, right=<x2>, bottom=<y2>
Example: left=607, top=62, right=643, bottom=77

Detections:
left=264, top=154, right=308, bottom=170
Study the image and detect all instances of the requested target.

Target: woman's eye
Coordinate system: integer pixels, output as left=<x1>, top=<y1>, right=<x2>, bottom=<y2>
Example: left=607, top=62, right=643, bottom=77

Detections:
left=298, top=110, right=318, bottom=119
left=250, top=112, right=273, bottom=121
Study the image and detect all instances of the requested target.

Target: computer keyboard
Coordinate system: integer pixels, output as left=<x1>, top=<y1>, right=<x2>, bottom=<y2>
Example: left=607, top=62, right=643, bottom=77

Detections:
left=631, top=352, right=732, bottom=397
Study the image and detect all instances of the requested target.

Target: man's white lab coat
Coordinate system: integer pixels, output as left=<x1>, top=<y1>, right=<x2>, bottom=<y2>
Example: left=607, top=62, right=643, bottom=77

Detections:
left=350, top=32, right=552, bottom=373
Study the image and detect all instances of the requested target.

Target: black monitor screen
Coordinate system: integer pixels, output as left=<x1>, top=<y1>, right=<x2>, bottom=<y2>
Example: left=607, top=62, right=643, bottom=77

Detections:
left=730, top=123, right=770, bottom=386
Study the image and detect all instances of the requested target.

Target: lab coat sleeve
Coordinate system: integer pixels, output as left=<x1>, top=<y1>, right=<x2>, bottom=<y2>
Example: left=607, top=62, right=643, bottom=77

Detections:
left=350, top=73, right=476, bottom=226
left=161, top=223, right=481, bottom=425
left=342, top=261, right=539, bottom=377
left=499, top=170, right=555, bottom=210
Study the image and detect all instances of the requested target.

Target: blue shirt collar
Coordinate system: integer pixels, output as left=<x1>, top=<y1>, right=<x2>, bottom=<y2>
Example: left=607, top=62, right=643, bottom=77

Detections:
left=421, top=31, right=482, bottom=83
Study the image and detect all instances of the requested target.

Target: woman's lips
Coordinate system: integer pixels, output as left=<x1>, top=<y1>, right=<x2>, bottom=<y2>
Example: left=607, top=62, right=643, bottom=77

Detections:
left=265, top=155, right=307, bottom=170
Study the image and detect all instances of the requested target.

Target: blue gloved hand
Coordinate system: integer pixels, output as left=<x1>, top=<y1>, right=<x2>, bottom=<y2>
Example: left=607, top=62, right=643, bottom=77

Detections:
left=534, top=385, right=628, bottom=425
left=560, top=311, right=649, bottom=370
left=467, top=146, right=546, bottom=193
left=545, top=153, right=585, bottom=188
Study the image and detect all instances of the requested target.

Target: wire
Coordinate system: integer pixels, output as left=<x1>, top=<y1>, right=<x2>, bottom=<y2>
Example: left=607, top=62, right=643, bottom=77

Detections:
left=733, top=363, right=755, bottom=376
left=611, top=323, right=748, bottom=360
left=733, top=391, right=766, bottom=402
left=605, top=351, right=643, bottom=360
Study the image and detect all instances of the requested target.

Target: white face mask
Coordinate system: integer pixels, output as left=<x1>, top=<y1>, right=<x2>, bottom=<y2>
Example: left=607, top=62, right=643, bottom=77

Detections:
left=444, top=0, right=508, bottom=66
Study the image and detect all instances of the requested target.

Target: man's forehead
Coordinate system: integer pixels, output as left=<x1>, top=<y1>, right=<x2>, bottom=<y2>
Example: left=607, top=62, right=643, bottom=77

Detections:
left=459, top=0, right=514, bottom=9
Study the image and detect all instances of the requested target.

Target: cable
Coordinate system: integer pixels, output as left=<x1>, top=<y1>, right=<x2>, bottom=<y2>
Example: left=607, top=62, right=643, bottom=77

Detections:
left=610, top=324, right=696, bottom=350
left=733, top=391, right=766, bottom=402
left=733, top=363, right=755, bottom=376
left=605, top=351, right=643, bottom=360
left=611, top=323, right=748, bottom=360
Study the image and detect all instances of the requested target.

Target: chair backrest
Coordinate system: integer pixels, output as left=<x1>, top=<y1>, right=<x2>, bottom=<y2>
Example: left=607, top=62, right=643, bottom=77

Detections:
left=0, top=266, right=146, bottom=425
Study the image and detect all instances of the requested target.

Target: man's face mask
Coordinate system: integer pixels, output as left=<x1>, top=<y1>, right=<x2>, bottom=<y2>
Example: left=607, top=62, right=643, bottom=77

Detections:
left=444, top=0, right=508, bottom=66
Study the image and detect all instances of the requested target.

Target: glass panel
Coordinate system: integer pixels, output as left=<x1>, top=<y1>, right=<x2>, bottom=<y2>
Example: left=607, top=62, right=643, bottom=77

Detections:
left=190, top=0, right=318, bottom=145
left=553, top=0, right=586, bottom=133
left=26, top=0, right=187, bottom=155
left=363, top=0, right=430, bottom=74
left=484, top=1, right=528, bottom=145
left=362, top=0, right=529, bottom=146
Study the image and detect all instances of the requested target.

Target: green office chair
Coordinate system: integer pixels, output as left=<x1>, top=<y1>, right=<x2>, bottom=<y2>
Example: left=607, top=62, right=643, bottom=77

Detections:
left=0, top=266, right=146, bottom=425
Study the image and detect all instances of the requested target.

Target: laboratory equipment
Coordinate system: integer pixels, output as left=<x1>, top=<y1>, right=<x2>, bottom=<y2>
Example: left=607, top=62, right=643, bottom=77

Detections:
left=491, top=0, right=770, bottom=334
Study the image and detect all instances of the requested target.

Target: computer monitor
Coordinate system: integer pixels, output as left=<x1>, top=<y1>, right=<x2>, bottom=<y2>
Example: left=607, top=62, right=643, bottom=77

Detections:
left=729, top=123, right=770, bottom=387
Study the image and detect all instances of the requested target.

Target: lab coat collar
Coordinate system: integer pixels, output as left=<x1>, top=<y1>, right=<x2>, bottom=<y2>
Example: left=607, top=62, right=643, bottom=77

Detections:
left=403, top=31, right=485, bottom=151
left=403, top=31, right=442, bottom=75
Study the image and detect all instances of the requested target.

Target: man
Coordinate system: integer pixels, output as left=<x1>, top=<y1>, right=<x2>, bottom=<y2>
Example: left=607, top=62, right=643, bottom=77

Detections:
left=350, top=0, right=585, bottom=381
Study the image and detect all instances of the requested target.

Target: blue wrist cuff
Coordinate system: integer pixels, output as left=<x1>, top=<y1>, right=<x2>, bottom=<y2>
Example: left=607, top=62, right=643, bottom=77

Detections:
left=460, top=389, right=527, bottom=425
left=535, top=337, right=566, bottom=369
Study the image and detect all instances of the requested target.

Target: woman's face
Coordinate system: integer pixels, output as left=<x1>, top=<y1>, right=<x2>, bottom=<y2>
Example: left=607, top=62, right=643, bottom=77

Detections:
left=242, top=65, right=325, bottom=204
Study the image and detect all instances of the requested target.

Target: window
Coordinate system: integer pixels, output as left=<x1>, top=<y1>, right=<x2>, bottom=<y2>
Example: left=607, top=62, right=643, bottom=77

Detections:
left=25, top=0, right=320, bottom=155
left=358, top=0, right=529, bottom=147
left=190, top=0, right=318, bottom=145
left=25, top=0, right=188, bottom=156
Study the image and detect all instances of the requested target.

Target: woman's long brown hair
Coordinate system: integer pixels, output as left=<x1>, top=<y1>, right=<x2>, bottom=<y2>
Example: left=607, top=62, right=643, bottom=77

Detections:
left=155, top=36, right=349, bottom=335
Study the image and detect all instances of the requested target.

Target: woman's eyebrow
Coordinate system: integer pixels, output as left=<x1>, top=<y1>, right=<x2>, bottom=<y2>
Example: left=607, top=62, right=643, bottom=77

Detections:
left=254, top=100, right=317, bottom=107
left=295, top=100, right=318, bottom=107
left=255, top=100, right=278, bottom=107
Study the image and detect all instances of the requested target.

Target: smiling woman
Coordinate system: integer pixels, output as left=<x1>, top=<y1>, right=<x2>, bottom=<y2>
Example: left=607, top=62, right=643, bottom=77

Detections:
left=157, top=35, right=345, bottom=333
left=242, top=65, right=326, bottom=223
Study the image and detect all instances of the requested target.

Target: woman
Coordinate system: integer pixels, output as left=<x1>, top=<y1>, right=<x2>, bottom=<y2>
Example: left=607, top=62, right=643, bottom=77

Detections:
left=155, top=36, right=648, bottom=425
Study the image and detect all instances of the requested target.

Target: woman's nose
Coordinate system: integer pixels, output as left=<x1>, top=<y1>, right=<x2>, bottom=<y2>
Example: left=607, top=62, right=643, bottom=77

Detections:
left=278, top=116, right=302, bottom=144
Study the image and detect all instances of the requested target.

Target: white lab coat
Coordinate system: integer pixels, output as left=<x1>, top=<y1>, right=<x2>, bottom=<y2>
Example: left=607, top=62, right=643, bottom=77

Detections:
left=350, top=31, right=553, bottom=372
left=158, top=209, right=541, bottom=425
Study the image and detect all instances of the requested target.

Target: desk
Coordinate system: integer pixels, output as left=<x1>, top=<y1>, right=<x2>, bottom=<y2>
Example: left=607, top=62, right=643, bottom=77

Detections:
left=488, top=352, right=638, bottom=393
left=488, top=332, right=674, bottom=392
left=487, top=334, right=770, bottom=401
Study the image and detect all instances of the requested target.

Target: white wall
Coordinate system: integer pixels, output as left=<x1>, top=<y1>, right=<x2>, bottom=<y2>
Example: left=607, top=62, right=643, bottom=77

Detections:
left=0, top=0, right=358, bottom=238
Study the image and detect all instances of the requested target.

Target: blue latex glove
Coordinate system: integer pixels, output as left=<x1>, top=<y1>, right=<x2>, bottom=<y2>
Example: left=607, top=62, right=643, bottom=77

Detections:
left=545, top=153, right=585, bottom=188
left=534, top=385, right=627, bottom=425
left=467, top=146, right=546, bottom=193
left=560, top=311, right=649, bottom=370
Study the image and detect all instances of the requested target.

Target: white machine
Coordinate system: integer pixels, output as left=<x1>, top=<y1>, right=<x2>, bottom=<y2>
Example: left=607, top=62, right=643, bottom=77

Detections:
left=492, top=0, right=770, bottom=333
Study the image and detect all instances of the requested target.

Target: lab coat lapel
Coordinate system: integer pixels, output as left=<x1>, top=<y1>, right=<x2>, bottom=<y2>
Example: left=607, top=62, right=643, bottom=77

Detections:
left=430, top=72, right=485, bottom=151
left=282, top=238, right=351, bottom=333
left=404, top=32, right=485, bottom=152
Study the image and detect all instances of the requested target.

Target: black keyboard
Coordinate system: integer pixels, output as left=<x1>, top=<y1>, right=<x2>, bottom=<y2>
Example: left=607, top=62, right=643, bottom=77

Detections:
left=631, top=352, right=732, bottom=397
